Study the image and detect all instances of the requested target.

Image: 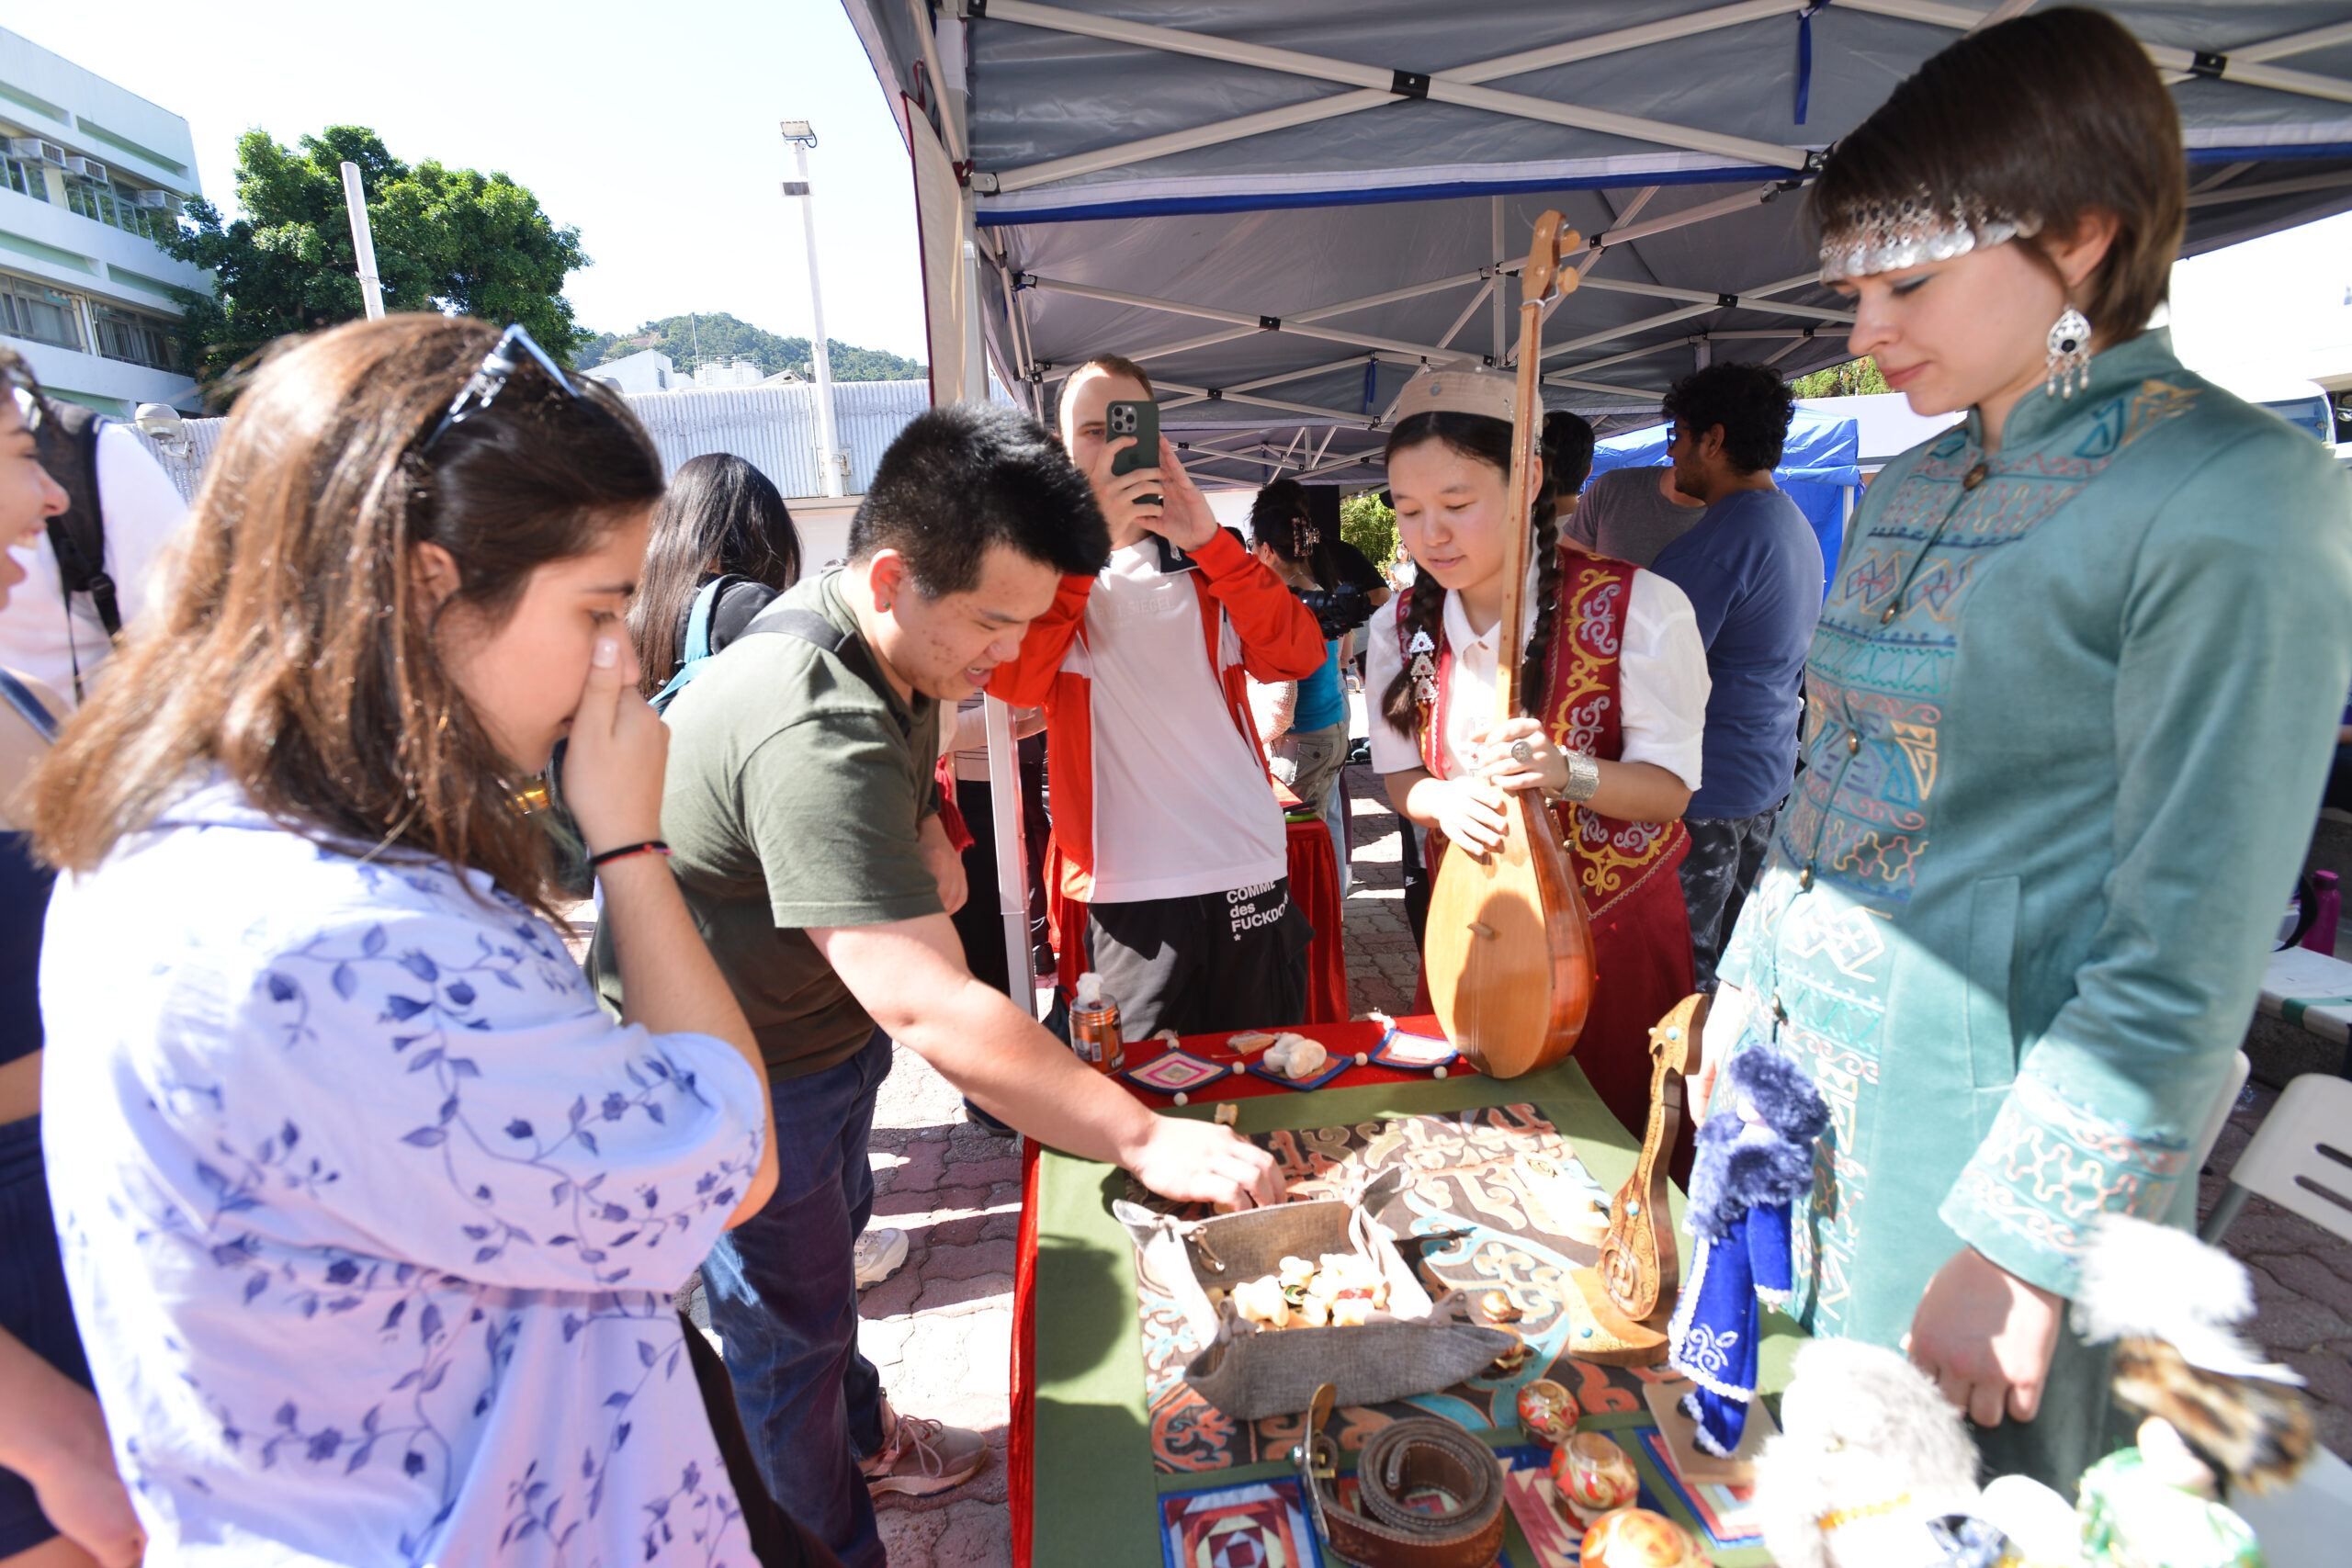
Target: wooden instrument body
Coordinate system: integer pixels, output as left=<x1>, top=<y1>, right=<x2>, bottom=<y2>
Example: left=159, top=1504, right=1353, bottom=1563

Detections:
left=1426, top=797, right=1596, bottom=1079
left=1597, top=994, right=1706, bottom=1321
left=1417, top=210, right=1601, bottom=1082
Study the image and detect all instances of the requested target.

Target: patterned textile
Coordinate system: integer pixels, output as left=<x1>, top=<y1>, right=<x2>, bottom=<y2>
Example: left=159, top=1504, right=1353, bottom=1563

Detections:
left=1405, top=549, right=1698, bottom=1142
left=1126, top=1108, right=1672, bottom=1474
left=1714, top=329, right=2352, bottom=1485
left=1409, top=549, right=1689, bottom=918
left=40, top=780, right=768, bottom=1566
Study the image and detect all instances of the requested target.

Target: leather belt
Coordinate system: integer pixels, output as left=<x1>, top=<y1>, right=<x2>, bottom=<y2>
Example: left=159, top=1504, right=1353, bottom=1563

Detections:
left=1295, top=1384, right=1507, bottom=1568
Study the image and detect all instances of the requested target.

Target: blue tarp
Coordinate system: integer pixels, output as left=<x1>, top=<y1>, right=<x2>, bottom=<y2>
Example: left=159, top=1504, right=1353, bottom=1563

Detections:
left=1588, top=409, right=1860, bottom=594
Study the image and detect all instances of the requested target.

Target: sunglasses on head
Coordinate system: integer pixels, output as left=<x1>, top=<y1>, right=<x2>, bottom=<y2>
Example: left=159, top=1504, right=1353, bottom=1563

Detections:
left=418, top=323, right=581, bottom=454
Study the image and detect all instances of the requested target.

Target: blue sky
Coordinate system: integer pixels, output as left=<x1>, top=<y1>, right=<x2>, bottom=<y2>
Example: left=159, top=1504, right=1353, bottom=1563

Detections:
left=14, top=1, right=930, bottom=357
left=17, top=3, right=2350, bottom=390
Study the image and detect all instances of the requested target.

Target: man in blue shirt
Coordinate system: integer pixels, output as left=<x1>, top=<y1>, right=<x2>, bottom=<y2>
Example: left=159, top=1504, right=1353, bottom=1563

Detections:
left=1648, top=363, right=1825, bottom=989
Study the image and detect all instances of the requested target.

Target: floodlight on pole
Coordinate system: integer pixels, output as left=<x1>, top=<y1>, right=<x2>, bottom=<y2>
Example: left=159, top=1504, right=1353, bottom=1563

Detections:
left=339, top=162, right=386, bottom=321
left=781, top=119, right=844, bottom=498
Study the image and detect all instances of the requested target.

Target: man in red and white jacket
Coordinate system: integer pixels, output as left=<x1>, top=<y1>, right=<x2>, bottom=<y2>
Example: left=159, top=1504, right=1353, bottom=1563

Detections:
left=990, top=355, right=1328, bottom=1036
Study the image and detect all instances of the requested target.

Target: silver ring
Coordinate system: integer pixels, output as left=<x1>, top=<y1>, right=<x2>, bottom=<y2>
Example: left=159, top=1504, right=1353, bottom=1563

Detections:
left=1510, top=740, right=1533, bottom=766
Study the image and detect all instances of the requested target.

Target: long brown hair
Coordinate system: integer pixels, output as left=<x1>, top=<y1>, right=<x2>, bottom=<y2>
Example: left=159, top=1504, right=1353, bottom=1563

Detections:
left=29, top=314, right=663, bottom=917
left=1378, top=412, right=1559, bottom=737
left=629, top=453, right=800, bottom=696
left=1811, top=6, right=2186, bottom=346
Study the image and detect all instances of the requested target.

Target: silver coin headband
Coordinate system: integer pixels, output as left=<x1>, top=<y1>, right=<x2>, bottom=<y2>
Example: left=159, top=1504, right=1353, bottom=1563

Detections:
left=1817, top=191, right=2042, bottom=282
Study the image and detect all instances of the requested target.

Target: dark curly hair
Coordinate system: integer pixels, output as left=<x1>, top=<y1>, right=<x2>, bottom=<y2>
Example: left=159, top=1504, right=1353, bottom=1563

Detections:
left=1377, top=411, right=1558, bottom=738
left=1661, top=362, right=1794, bottom=477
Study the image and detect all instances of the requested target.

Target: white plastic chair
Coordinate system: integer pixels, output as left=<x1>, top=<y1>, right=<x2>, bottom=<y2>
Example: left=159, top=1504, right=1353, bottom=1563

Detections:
left=2199, top=1072, right=2352, bottom=1245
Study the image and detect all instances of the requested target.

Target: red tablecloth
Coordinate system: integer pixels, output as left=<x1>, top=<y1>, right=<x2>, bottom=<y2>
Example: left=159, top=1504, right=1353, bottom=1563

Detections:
left=1048, top=816, right=1350, bottom=1024
left=1010, top=1017, right=1469, bottom=1567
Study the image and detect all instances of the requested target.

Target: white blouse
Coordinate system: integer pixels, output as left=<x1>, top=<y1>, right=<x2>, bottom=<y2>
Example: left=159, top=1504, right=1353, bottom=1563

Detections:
left=40, top=778, right=767, bottom=1566
left=1363, top=565, right=1709, bottom=790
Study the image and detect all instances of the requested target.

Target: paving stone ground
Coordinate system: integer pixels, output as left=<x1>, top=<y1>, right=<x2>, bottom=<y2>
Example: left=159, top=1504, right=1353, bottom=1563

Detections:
left=578, top=765, right=2349, bottom=1563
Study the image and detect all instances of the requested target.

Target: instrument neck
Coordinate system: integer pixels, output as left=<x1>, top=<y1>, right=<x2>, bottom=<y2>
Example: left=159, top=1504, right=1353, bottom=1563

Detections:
left=1494, top=297, right=1547, bottom=728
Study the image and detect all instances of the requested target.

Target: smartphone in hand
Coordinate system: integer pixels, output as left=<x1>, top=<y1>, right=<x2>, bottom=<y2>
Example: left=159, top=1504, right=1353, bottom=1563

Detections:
left=1106, top=398, right=1195, bottom=574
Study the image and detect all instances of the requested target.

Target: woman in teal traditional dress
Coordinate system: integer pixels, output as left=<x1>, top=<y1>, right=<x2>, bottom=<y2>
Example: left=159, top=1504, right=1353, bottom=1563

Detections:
left=1699, top=8, right=2352, bottom=1491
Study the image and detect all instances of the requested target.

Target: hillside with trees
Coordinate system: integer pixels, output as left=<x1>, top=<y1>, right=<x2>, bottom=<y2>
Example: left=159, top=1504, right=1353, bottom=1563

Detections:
left=577, top=312, right=924, bottom=382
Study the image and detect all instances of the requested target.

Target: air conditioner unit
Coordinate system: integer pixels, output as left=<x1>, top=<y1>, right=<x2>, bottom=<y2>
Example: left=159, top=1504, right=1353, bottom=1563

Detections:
left=132, top=189, right=178, bottom=210
left=6, top=138, right=67, bottom=167
left=64, top=155, right=111, bottom=184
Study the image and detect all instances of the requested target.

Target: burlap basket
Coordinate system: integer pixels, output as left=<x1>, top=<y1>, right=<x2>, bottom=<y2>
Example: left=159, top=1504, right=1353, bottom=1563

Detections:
left=1114, top=1166, right=1519, bottom=1421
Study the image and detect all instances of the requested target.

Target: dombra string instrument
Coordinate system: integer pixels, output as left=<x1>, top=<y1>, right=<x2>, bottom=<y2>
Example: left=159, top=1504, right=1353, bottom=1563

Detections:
left=1423, top=212, right=1599, bottom=1080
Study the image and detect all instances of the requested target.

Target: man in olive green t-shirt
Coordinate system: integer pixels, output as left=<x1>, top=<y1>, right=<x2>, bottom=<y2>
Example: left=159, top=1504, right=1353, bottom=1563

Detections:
left=592, top=405, right=1280, bottom=1568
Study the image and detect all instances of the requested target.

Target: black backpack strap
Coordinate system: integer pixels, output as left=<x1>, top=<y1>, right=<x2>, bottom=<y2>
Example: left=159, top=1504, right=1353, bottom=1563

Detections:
left=741, top=606, right=911, bottom=740
left=28, top=400, right=119, bottom=639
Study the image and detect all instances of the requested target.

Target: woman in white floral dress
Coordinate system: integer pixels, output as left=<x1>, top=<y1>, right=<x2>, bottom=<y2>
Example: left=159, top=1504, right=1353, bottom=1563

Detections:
left=30, top=316, right=781, bottom=1566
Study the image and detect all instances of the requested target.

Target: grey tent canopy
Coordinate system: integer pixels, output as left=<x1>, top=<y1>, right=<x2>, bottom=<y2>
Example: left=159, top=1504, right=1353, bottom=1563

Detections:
left=845, top=1, right=2352, bottom=487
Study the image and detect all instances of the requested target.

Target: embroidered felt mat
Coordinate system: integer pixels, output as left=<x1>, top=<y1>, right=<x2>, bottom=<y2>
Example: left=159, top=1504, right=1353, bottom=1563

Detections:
left=1124, top=1105, right=1694, bottom=1474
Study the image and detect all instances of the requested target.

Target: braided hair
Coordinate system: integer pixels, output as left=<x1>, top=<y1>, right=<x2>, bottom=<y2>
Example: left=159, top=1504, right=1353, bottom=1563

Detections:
left=1378, top=411, right=1560, bottom=739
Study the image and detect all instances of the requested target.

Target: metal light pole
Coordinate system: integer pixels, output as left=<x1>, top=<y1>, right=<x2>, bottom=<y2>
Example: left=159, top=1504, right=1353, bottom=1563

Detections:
left=780, top=120, right=844, bottom=498
left=339, top=161, right=385, bottom=321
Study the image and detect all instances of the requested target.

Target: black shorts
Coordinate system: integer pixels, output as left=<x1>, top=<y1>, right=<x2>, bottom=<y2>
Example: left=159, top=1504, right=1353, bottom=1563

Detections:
left=1084, top=879, right=1313, bottom=1039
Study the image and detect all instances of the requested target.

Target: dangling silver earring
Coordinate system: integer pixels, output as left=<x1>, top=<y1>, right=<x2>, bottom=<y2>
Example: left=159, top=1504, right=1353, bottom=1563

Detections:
left=2043, top=306, right=2092, bottom=399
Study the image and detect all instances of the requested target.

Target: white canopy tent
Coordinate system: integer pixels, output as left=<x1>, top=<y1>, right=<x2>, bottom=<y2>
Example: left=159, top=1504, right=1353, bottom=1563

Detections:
left=839, top=0, right=2352, bottom=1002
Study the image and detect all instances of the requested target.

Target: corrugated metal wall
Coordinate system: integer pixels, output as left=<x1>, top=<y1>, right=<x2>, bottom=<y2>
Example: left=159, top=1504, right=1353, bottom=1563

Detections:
left=130, top=378, right=936, bottom=505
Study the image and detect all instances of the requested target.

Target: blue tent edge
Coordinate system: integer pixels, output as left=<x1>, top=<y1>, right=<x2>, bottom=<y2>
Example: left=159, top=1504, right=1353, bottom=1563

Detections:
left=1589, top=409, right=1859, bottom=598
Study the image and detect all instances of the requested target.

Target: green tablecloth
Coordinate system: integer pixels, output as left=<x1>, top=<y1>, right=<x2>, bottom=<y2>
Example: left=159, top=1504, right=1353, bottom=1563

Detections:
left=1025, top=1060, right=1806, bottom=1567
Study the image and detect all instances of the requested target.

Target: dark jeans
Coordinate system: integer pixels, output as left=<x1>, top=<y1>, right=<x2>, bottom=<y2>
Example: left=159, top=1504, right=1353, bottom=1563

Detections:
left=1679, top=808, right=1780, bottom=993
left=702, top=1030, right=894, bottom=1568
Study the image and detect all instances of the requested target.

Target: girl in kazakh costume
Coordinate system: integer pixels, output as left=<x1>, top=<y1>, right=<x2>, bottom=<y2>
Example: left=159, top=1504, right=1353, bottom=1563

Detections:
left=1702, top=7, right=2352, bottom=1491
left=1364, top=369, right=1710, bottom=1146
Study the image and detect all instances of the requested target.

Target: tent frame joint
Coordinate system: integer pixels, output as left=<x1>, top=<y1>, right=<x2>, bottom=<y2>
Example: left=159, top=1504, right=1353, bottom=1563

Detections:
left=1389, top=69, right=1430, bottom=98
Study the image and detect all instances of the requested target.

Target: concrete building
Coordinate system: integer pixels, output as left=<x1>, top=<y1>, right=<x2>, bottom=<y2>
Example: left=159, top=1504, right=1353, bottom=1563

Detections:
left=0, top=26, right=207, bottom=415
left=582, top=347, right=677, bottom=395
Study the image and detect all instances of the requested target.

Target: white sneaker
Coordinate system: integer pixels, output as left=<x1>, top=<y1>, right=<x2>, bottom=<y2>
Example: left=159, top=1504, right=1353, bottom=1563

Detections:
left=854, top=1226, right=910, bottom=1290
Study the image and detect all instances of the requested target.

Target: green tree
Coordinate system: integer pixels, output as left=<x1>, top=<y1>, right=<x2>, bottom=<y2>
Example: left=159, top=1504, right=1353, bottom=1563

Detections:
left=1791, top=356, right=1891, bottom=398
left=1340, top=491, right=1398, bottom=573
left=577, top=311, right=924, bottom=382
left=160, top=126, right=587, bottom=383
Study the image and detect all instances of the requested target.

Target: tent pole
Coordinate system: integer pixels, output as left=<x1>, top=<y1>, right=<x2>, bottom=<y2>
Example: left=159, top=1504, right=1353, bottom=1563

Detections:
left=2188, top=169, right=2352, bottom=209
left=956, top=218, right=1038, bottom=1018
left=1576, top=274, right=1854, bottom=325
left=1149, top=378, right=1374, bottom=425
left=1439, top=277, right=1498, bottom=354
left=1043, top=269, right=1497, bottom=385
left=1024, top=275, right=1486, bottom=364
left=978, top=0, right=1813, bottom=195
left=1491, top=198, right=1509, bottom=364
left=1843, top=0, right=2352, bottom=107
left=906, top=0, right=968, bottom=164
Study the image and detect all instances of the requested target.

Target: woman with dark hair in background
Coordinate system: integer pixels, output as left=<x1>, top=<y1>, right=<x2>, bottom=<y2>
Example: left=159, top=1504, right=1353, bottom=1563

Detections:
left=631, top=451, right=802, bottom=702
left=1364, top=369, right=1710, bottom=1150
left=1697, top=7, right=2352, bottom=1488
left=30, top=316, right=788, bottom=1564
left=1542, top=408, right=1596, bottom=526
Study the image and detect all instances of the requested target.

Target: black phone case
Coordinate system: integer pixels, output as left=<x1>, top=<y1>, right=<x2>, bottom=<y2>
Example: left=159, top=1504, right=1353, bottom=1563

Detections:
left=1106, top=400, right=1195, bottom=573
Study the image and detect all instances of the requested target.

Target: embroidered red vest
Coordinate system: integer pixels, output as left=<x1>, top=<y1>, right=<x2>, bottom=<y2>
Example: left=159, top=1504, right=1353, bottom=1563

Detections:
left=1407, top=547, right=1689, bottom=917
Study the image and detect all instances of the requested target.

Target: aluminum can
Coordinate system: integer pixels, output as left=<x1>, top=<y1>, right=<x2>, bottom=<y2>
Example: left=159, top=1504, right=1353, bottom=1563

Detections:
left=1070, top=997, right=1124, bottom=1074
